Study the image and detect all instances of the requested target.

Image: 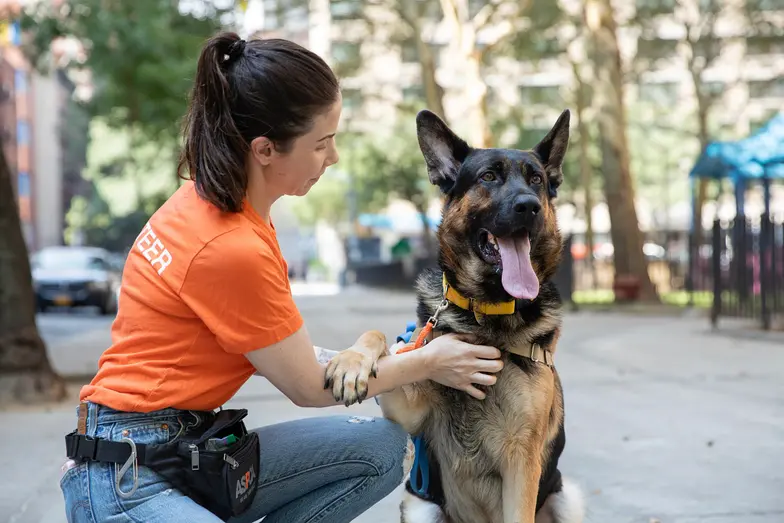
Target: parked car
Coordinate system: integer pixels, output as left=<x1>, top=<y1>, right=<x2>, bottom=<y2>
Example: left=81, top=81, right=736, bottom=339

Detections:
left=31, top=246, right=121, bottom=315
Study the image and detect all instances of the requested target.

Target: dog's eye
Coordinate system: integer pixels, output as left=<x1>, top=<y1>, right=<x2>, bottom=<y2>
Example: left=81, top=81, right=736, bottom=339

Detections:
left=530, top=174, right=543, bottom=185
left=481, top=171, right=496, bottom=182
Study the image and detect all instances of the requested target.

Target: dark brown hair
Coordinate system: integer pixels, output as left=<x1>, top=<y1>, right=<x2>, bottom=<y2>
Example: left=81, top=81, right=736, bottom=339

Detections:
left=178, top=32, right=340, bottom=212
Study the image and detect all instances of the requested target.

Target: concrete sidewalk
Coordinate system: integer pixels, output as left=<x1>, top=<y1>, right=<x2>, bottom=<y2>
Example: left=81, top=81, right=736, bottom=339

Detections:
left=4, top=288, right=784, bottom=522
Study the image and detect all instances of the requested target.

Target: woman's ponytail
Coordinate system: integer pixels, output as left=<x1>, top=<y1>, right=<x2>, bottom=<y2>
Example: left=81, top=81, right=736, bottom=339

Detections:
left=178, top=31, right=340, bottom=212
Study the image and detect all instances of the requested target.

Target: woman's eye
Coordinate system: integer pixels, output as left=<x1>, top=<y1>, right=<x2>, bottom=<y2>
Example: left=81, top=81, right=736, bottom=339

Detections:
left=481, top=172, right=496, bottom=182
left=530, top=174, right=543, bottom=185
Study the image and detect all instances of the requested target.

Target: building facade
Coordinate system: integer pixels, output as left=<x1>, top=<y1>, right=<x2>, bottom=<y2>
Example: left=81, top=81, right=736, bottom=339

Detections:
left=1, top=17, right=78, bottom=252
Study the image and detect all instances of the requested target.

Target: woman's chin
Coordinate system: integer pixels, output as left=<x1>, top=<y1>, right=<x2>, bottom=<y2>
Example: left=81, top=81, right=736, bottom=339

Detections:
left=298, top=177, right=320, bottom=195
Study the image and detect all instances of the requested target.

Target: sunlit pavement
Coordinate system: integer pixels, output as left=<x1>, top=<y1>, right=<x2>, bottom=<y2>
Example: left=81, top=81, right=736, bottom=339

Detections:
left=3, top=288, right=783, bottom=523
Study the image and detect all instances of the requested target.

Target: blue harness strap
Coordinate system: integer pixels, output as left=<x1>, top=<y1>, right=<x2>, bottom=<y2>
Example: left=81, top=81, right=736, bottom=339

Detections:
left=375, top=320, right=418, bottom=407
left=397, top=321, right=417, bottom=344
left=409, top=434, right=430, bottom=497
left=390, top=321, right=431, bottom=498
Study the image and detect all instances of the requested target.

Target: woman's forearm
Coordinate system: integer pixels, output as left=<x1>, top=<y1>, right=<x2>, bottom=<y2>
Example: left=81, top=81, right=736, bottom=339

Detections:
left=306, top=348, right=429, bottom=408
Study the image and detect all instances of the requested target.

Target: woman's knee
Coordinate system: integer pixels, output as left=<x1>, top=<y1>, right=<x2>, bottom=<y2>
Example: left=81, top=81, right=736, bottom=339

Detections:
left=366, top=418, right=414, bottom=485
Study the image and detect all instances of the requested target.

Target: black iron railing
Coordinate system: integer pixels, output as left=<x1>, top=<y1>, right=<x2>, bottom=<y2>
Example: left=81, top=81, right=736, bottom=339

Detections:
left=711, top=213, right=784, bottom=330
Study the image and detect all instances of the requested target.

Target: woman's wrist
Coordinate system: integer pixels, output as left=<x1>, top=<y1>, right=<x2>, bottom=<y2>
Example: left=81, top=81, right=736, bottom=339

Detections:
left=400, top=347, right=432, bottom=383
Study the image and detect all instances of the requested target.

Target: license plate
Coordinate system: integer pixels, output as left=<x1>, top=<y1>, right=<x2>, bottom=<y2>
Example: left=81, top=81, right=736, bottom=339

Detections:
left=53, top=295, right=72, bottom=306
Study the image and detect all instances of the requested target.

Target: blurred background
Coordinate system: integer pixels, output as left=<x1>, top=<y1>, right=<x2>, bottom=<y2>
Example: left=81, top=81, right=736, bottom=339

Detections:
left=0, top=1, right=783, bottom=522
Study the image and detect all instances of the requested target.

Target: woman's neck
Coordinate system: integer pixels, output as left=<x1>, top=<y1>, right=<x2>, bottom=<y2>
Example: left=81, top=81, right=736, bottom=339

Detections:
left=245, top=168, right=279, bottom=224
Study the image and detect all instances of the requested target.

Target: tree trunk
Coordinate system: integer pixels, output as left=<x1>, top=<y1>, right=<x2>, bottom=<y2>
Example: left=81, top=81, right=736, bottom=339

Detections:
left=574, top=71, right=598, bottom=289
left=414, top=24, right=448, bottom=124
left=466, top=51, right=493, bottom=147
left=584, top=0, right=658, bottom=301
left=0, top=136, right=66, bottom=403
left=576, top=100, right=598, bottom=288
left=693, top=93, right=710, bottom=234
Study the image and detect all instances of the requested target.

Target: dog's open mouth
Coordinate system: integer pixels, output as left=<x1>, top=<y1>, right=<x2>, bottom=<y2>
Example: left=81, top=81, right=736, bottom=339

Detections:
left=478, top=228, right=540, bottom=300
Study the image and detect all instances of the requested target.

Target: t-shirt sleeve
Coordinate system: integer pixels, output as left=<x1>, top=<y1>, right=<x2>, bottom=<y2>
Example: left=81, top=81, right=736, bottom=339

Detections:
left=179, top=233, right=304, bottom=354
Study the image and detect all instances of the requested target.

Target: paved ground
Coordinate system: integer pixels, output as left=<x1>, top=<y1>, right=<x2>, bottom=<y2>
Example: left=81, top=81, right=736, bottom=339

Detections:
left=3, top=286, right=784, bottom=523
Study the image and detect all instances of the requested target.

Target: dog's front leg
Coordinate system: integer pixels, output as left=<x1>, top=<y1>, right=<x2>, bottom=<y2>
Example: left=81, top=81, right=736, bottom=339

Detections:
left=378, top=384, right=432, bottom=435
left=501, top=370, right=555, bottom=523
left=501, top=444, right=543, bottom=523
left=323, top=330, right=388, bottom=406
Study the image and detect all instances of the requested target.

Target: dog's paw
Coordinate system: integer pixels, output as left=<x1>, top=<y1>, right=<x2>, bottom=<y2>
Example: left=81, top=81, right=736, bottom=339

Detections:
left=323, top=331, right=385, bottom=406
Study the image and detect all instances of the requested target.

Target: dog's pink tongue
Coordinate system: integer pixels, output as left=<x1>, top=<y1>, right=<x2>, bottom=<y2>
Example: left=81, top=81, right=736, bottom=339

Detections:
left=497, top=236, right=539, bottom=300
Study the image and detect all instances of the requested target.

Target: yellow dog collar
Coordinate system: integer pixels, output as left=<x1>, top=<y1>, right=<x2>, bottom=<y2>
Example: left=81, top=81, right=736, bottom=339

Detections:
left=441, top=274, right=516, bottom=315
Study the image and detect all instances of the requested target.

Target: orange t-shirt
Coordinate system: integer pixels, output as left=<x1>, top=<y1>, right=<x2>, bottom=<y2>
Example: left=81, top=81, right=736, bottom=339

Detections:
left=81, top=181, right=304, bottom=412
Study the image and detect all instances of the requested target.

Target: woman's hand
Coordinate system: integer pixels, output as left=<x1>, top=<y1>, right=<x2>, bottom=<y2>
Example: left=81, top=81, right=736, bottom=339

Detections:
left=417, top=334, right=503, bottom=400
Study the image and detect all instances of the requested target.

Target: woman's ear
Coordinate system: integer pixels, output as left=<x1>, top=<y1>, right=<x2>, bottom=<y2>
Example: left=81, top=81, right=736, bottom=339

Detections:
left=250, top=136, right=275, bottom=166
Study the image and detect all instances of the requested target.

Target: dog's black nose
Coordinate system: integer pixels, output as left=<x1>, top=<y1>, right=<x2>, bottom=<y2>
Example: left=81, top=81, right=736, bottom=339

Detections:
left=513, top=195, right=541, bottom=227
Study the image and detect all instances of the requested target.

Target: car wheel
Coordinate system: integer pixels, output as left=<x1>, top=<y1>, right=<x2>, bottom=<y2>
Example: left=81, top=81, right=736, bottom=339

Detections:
left=98, top=293, right=111, bottom=316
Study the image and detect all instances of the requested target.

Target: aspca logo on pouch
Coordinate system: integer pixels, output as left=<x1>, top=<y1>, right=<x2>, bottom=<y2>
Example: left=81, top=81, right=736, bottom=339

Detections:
left=135, top=222, right=172, bottom=275
left=235, top=465, right=257, bottom=500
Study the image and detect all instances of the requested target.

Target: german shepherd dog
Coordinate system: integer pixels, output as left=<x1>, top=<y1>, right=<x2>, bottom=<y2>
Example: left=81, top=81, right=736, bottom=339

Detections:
left=324, top=109, right=583, bottom=523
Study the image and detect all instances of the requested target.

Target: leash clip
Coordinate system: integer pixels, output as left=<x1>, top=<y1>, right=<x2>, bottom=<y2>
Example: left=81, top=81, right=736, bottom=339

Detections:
left=427, top=299, right=450, bottom=329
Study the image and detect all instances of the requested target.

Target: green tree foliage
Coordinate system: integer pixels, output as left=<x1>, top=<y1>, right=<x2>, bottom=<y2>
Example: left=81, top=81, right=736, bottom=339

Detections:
left=21, top=0, right=230, bottom=148
left=20, top=0, right=233, bottom=251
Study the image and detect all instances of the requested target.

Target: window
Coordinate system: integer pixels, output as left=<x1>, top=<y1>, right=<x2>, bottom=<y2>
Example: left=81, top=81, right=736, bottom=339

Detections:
left=748, top=78, right=784, bottom=99
left=702, top=81, right=724, bottom=98
left=403, top=85, right=425, bottom=102
left=332, top=41, right=360, bottom=63
left=468, top=0, right=488, bottom=18
left=263, top=0, right=307, bottom=31
left=636, top=37, right=679, bottom=62
left=331, top=0, right=362, bottom=20
left=519, top=85, right=562, bottom=106
left=332, top=41, right=362, bottom=77
left=746, top=36, right=784, bottom=56
left=638, top=82, right=679, bottom=105
left=342, top=88, right=363, bottom=110
left=635, top=0, right=676, bottom=13
left=401, top=40, right=419, bottom=63
left=745, top=0, right=783, bottom=11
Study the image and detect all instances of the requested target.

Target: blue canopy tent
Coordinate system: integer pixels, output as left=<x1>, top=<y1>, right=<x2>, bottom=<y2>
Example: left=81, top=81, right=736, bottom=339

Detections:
left=687, top=113, right=784, bottom=323
left=689, top=112, right=784, bottom=220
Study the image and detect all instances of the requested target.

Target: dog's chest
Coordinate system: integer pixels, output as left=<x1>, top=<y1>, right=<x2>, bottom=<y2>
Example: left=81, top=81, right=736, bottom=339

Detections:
left=429, top=358, right=548, bottom=466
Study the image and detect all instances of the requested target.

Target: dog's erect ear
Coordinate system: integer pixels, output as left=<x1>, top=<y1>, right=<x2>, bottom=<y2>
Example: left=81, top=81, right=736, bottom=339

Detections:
left=533, top=109, right=570, bottom=198
left=416, top=110, right=471, bottom=194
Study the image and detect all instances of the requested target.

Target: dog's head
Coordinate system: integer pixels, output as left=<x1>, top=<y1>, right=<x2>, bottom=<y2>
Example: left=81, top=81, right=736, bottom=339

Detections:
left=416, top=109, right=569, bottom=304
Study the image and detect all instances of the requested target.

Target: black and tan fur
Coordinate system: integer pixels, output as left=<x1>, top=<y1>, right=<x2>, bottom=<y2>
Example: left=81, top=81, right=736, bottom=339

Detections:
left=325, top=110, right=583, bottom=523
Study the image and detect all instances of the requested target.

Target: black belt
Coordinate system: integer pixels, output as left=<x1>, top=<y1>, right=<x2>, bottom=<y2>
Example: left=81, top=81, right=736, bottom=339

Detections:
left=66, top=431, right=152, bottom=465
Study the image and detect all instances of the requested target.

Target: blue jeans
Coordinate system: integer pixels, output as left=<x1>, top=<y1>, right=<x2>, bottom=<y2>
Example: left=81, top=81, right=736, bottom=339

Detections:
left=60, top=402, right=412, bottom=523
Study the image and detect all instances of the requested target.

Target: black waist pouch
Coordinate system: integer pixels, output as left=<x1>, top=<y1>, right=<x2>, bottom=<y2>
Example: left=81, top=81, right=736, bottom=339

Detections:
left=145, top=409, right=260, bottom=521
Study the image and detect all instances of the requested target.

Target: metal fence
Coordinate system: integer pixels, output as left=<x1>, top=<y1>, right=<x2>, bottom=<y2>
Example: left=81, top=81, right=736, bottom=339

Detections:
left=710, top=213, right=784, bottom=330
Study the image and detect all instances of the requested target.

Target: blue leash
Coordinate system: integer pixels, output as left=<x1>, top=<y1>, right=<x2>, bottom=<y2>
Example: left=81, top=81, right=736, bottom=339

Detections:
left=385, top=321, right=431, bottom=497
left=409, top=434, right=430, bottom=497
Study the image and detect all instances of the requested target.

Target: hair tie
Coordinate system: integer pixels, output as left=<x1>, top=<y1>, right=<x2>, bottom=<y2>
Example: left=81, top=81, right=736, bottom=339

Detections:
left=225, top=39, right=246, bottom=64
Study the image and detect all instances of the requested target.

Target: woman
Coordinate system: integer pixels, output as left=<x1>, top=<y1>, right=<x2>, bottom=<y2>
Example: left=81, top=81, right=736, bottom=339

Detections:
left=60, top=32, right=503, bottom=523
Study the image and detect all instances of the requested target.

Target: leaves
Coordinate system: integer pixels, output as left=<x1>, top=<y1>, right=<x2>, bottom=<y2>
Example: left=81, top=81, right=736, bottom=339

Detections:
left=20, top=0, right=229, bottom=147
